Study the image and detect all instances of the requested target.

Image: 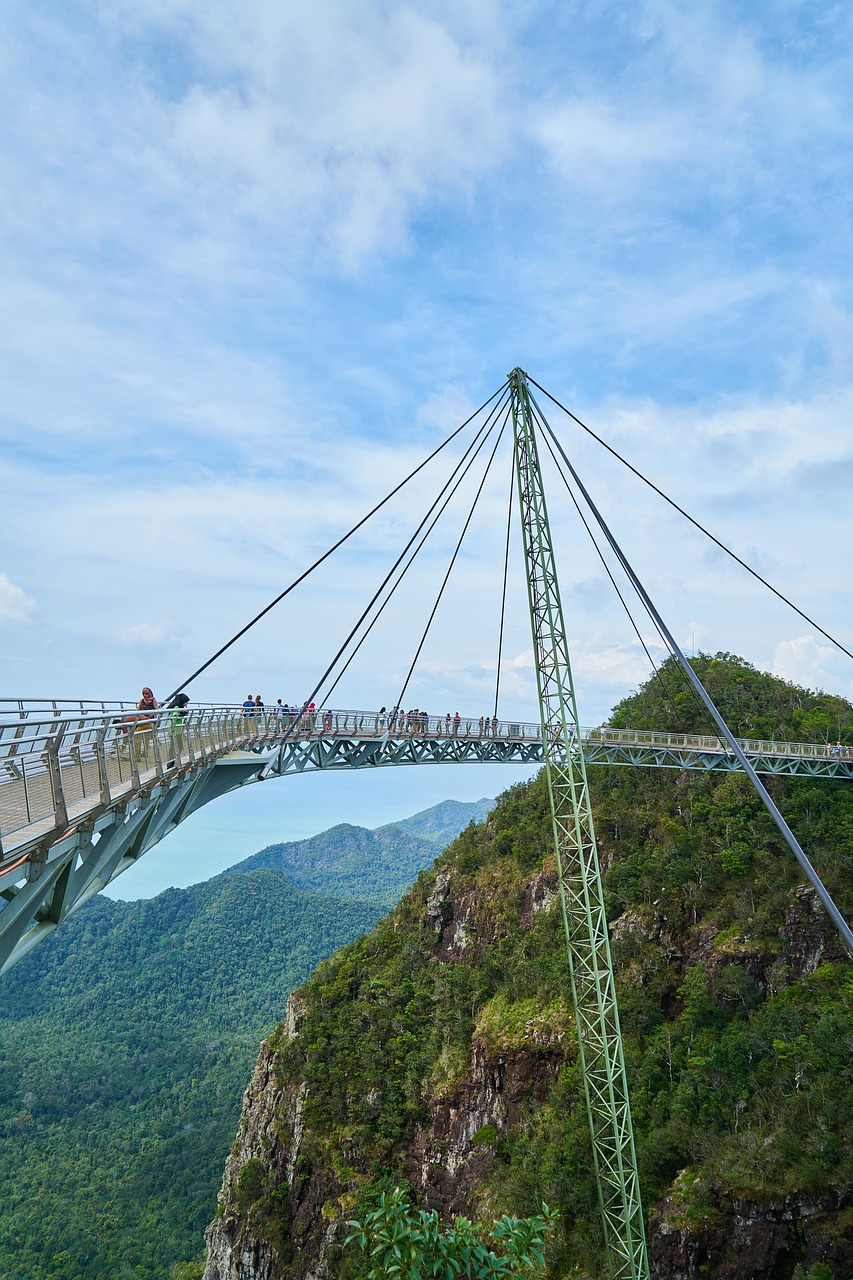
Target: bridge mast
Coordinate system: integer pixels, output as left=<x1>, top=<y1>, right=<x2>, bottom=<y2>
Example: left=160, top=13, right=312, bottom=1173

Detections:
left=509, top=368, right=649, bottom=1280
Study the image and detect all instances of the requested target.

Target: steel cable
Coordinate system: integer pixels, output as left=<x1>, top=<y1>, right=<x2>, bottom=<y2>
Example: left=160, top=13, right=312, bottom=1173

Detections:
left=277, top=392, right=509, bottom=735
left=533, top=396, right=853, bottom=956
left=394, top=403, right=512, bottom=712
left=528, top=376, right=853, bottom=665
left=164, top=381, right=509, bottom=702
left=317, top=392, right=511, bottom=707
left=535, top=409, right=697, bottom=737
left=493, top=456, right=515, bottom=721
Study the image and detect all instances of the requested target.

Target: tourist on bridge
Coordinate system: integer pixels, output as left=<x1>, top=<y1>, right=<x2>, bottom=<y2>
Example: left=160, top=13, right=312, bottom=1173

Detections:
left=242, top=694, right=255, bottom=716
left=167, top=692, right=189, bottom=720
left=453, top=712, right=461, bottom=735
left=134, top=687, right=159, bottom=760
left=138, top=687, right=159, bottom=713
left=378, top=707, right=386, bottom=734
left=275, top=699, right=286, bottom=718
left=166, top=693, right=189, bottom=764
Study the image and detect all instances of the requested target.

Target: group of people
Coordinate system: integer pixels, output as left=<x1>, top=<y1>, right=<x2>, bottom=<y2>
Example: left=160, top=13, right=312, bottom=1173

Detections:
left=128, top=687, right=518, bottom=755
left=372, top=708, right=500, bottom=737
left=118, top=687, right=190, bottom=761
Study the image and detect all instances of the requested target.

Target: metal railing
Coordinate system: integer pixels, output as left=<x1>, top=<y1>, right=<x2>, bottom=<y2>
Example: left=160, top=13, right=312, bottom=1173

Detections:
left=1, top=702, right=851, bottom=862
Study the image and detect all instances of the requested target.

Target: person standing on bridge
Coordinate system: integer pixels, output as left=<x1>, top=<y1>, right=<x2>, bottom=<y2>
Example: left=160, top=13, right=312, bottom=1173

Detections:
left=242, top=694, right=254, bottom=716
left=166, top=693, right=189, bottom=765
left=134, top=687, right=159, bottom=761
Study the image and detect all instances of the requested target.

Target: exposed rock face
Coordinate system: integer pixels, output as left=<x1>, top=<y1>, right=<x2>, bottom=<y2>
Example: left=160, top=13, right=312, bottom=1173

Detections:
left=203, top=1042, right=290, bottom=1280
left=651, top=1186, right=853, bottom=1280
left=203, top=767, right=853, bottom=1280
left=204, top=980, right=565, bottom=1278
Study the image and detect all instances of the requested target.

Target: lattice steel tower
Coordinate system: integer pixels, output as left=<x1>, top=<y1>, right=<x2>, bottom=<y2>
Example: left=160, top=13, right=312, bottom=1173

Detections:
left=509, top=368, right=649, bottom=1280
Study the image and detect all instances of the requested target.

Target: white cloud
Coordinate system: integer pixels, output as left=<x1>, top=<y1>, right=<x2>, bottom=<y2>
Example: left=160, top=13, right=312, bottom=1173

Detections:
left=117, top=620, right=187, bottom=650
left=771, top=635, right=836, bottom=692
left=46, top=0, right=509, bottom=271
left=0, top=573, right=36, bottom=627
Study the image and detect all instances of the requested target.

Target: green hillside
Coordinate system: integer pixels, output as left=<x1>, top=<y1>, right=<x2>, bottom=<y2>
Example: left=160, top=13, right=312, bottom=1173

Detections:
left=227, top=798, right=494, bottom=905
left=0, top=873, right=380, bottom=1280
left=0, top=799, right=486, bottom=1280
left=218, top=656, right=853, bottom=1279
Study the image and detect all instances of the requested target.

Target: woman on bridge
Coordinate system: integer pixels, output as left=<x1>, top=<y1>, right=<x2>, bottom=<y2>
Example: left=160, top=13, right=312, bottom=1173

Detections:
left=134, top=687, right=159, bottom=760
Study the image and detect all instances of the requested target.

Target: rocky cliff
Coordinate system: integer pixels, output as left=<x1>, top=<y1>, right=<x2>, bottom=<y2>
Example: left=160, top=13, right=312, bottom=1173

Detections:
left=203, top=657, right=853, bottom=1280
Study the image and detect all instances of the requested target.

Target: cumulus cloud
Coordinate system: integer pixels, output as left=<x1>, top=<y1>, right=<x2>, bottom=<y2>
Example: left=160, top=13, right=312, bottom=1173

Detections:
left=62, top=0, right=508, bottom=270
left=772, top=635, right=835, bottom=692
left=508, top=640, right=662, bottom=689
left=117, top=620, right=188, bottom=650
left=0, top=573, right=36, bottom=627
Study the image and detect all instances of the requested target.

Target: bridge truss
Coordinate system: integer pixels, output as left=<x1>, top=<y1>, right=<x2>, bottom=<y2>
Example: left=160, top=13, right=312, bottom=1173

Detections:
left=5, top=367, right=853, bottom=1279
left=511, top=368, right=648, bottom=1278
left=1, top=704, right=851, bottom=976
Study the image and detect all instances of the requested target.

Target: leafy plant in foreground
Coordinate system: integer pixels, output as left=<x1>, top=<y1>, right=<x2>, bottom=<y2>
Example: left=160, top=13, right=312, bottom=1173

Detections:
left=346, top=1186, right=558, bottom=1279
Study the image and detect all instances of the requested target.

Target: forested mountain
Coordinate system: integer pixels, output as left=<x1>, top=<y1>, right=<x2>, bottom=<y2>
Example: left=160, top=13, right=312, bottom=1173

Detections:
left=204, top=656, right=853, bottom=1280
left=226, top=798, right=493, bottom=905
left=0, top=799, right=489, bottom=1280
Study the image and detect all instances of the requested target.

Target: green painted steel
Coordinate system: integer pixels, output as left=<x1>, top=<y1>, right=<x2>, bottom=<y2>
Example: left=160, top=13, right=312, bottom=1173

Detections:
left=3, top=705, right=852, bottom=978
left=509, top=368, right=650, bottom=1280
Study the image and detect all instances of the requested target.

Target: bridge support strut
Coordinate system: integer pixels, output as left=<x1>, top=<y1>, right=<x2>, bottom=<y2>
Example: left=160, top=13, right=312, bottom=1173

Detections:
left=509, top=368, right=649, bottom=1280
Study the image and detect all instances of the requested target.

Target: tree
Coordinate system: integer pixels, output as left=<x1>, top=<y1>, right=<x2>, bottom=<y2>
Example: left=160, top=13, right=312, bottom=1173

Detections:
left=346, top=1186, right=557, bottom=1279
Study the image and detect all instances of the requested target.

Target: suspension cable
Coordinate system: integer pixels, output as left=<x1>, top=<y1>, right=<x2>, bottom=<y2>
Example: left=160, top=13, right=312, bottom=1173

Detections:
left=530, top=391, right=748, bottom=745
left=282, top=392, right=510, bottom=728
left=494, top=453, right=515, bottom=721
left=535, top=401, right=853, bottom=957
left=395, top=404, right=511, bottom=712
left=528, top=377, right=853, bottom=665
left=164, top=381, right=509, bottom=702
left=319, top=393, right=511, bottom=706
left=536, top=413, right=696, bottom=737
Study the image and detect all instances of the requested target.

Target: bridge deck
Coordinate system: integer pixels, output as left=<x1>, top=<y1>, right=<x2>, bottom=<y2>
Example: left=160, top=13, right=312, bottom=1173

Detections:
left=0, top=703, right=851, bottom=975
left=2, top=704, right=852, bottom=869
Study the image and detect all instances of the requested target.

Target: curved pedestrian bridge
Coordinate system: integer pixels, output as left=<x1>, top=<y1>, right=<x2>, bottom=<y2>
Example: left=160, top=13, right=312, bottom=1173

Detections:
left=0, top=700, right=851, bottom=974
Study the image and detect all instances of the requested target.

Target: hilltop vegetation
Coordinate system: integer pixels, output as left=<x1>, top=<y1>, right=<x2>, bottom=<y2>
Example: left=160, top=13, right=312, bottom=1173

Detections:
left=214, top=655, right=853, bottom=1280
left=228, top=799, right=493, bottom=906
left=0, top=799, right=489, bottom=1280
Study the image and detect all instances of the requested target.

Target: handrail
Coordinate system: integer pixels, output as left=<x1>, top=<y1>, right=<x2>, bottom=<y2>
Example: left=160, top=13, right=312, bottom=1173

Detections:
left=1, top=703, right=852, bottom=864
left=2, top=704, right=851, bottom=752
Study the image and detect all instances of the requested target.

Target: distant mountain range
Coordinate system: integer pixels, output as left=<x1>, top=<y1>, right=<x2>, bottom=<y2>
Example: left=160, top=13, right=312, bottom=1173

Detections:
left=0, top=796, right=493, bottom=1280
left=226, top=797, right=494, bottom=904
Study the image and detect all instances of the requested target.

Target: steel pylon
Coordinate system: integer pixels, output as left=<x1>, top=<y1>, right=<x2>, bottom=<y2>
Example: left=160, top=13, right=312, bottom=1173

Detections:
left=509, top=368, right=649, bottom=1280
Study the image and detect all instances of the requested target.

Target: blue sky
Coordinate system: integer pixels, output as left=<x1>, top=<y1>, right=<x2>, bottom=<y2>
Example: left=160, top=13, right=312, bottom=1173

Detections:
left=3, top=1, right=853, bottom=895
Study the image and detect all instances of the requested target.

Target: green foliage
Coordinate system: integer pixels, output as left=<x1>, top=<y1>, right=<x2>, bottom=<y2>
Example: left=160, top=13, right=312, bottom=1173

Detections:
left=609, top=651, right=853, bottom=744
left=229, top=801, right=493, bottom=907
left=235, top=1157, right=266, bottom=1211
left=0, top=801, right=482, bottom=1279
left=346, top=1186, right=557, bottom=1279
left=0, top=870, right=384, bottom=1280
left=170, top=1261, right=205, bottom=1280
left=264, top=657, right=853, bottom=1277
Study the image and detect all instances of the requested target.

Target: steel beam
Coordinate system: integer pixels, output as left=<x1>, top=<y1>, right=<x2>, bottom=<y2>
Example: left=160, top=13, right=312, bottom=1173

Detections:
left=510, top=367, right=649, bottom=1280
